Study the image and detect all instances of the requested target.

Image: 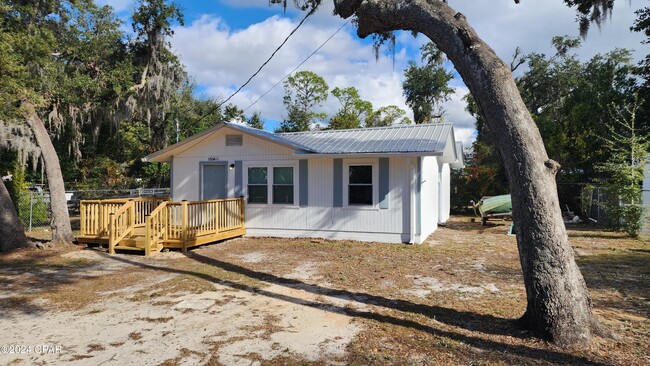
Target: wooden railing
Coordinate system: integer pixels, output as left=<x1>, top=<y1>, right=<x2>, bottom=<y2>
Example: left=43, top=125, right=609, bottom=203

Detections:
left=159, top=198, right=244, bottom=242
left=108, top=201, right=135, bottom=254
left=78, top=196, right=245, bottom=255
left=145, top=202, right=168, bottom=256
left=79, top=196, right=169, bottom=237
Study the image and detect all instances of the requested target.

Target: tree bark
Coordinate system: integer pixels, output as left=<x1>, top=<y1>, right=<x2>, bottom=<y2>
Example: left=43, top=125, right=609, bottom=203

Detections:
left=0, top=178, right=32, bottom=252
left=22, top=101, right=74, bottom=245
left=333, top=0, right=597, bottom=345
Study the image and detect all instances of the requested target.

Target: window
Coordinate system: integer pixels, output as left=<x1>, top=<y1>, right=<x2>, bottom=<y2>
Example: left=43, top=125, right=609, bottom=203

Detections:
left=273, top=167, right=294, bottom=204
left=247, top=167, right=267, bottom=204
left=348, top=165, right=373, bottom=205
left=246, top=164, right=296, bottom=205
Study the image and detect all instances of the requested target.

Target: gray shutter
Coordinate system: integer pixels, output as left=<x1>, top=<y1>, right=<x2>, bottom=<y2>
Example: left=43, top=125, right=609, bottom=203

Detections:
left=235, top=160, right=243, bottom=197
left=333, top=158, right=343, bottom=207
left=170, top=156, right=174, bottom=199
left=379, top=157, right=389, bottom=209
left=299, top=159, right=308, bottom=207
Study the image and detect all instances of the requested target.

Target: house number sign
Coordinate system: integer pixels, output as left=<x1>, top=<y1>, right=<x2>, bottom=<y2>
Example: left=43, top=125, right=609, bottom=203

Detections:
left=208, top=157, right=218, bottom=161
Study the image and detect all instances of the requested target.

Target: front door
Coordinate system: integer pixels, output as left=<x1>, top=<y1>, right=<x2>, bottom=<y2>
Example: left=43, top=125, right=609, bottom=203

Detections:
left=201, top=163, right=227, bottom=200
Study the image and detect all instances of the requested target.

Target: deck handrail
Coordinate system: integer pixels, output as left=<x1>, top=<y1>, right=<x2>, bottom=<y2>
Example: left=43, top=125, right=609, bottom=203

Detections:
left=108, top=201, right=135, bottom=254
left=79, top=196, right=169, bottom=237
left=78, top=197, right=245, bottom=256
left=145, top=202, right=168, bottom=256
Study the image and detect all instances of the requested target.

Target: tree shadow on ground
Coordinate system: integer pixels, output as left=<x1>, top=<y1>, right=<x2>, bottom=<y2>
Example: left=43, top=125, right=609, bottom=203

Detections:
left=577, top=250, right=650, bottom=316
left=106, top=252, right=608, bottom=365
left=0, top=248, right=122, bottom=317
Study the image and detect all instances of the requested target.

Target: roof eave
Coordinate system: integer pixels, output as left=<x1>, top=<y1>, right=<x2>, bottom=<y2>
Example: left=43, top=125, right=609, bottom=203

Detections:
left=292, top=151, right=444, bottom=158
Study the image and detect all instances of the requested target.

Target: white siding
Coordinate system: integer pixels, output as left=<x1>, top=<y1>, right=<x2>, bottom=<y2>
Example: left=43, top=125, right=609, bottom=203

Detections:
left=173, top=131, right=295, bottom=201
left=171, top=127, right=413, bottom=243
left=438, top=163, right=451, bottom=224
left=419, top=156, right=439, bottom=241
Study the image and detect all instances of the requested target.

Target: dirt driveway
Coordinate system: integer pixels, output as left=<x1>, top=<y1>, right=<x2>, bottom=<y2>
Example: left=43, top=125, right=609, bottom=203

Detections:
left=1, top=217, right=648, bottom=365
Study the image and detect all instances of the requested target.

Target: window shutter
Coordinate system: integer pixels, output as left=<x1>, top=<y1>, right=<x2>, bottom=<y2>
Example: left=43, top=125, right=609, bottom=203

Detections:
left=333, top=158, right=343, bottom=207
left=379, top=157, right=389, bottom=209
left=235, top=160, right=243, bottom=197
left=299, top=159, right=308, bottom=207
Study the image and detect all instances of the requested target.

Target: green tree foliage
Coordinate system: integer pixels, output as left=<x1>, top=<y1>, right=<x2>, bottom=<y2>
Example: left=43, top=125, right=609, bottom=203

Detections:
left=450, top=94, right=508, bottom=211
left=518, top=37, right=639, bottom=184
left=594, top=96, right=648, bottom=236
left=127, top=0, right=187, bottom=150
left=277, top=71, right=329, bottom=132
left=247, top=111, right=265, bottom=130
left=631, top=6, right=649, bottom=141
left=456, top=36, right=643, bottom=212
left=365, top=105, right=411, bottom=127
left=328, top=86, right=372, bottom=129
left=402, top=42, right=454, bottom=124
left=223, top=104, right=246, bottom=122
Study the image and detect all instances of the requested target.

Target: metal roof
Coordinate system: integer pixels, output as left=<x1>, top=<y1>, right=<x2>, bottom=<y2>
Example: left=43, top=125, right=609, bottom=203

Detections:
left=143, top=122, right=459, bottom=163
left=278, top=124, right=453, bottom=154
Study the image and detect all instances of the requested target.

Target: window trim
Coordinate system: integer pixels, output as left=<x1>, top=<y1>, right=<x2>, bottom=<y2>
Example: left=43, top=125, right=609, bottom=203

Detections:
left=343, top=159, right=378, bottom=208
left=243, top=161, right=299, bottom=207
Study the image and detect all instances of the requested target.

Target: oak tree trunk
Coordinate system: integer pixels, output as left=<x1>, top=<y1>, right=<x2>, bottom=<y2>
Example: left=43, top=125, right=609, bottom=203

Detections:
left=22, top=101, right=74, bottom=245
left=333, top=0, right=598, bottom=345
left=0, top=178, right=32, bottom=252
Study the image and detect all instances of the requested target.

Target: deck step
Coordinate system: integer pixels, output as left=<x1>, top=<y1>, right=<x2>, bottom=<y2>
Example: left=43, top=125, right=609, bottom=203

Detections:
left=120, top=235, right=146, bottom=248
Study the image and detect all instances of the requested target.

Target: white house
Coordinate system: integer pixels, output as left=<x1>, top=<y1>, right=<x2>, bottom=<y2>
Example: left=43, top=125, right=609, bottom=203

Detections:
left=143, top=122, right=464, bottom=244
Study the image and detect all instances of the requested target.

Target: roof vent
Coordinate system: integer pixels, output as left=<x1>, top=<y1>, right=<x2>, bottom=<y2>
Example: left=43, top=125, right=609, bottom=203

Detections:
left=226, top=134, right=243, bottom=146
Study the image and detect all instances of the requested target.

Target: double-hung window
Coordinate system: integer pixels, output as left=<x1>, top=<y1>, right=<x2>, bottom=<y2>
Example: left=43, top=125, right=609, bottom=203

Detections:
left=247, top=167, right=268, bottom=204
left=348, top=165, right=373, bottom=205
left=246, top=164, right=295, bottom=205
left=272, top=167, right=294, bottom=204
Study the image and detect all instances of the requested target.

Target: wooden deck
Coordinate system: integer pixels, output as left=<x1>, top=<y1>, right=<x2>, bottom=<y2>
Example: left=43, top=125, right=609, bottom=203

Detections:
left=76, top=197, right=246, bottom=256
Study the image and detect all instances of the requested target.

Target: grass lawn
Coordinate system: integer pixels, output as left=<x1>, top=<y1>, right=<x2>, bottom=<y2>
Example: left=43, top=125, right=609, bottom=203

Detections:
left=1, top=216, right=648, bottom=365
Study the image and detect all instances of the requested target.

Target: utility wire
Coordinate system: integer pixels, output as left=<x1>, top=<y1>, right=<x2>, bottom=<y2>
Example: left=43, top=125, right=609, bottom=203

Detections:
left=243, top=19, right=350, bottom=113
left=193, top=8, right=316, bottom=125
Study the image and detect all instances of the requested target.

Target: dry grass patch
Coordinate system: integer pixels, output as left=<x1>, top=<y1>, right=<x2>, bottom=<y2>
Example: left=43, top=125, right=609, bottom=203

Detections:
left=187, top=217, right=648, bottom=365
left=42, top=268, right=148, bottom=310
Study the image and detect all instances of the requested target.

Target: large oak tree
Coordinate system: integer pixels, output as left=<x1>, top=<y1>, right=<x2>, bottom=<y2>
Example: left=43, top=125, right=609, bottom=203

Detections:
left=311, top=0, right=605, bottom=345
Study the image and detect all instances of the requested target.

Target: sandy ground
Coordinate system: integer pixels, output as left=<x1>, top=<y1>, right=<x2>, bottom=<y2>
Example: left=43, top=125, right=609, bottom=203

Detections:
left=0, top=250, right=361, bottom=365
left=2, top=217, right=648, bottom=365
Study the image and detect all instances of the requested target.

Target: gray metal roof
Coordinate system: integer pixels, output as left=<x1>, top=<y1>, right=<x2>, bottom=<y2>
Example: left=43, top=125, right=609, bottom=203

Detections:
left=144, top=122, right=458, bottom=163
left=277, top=124, right=453, bottom=154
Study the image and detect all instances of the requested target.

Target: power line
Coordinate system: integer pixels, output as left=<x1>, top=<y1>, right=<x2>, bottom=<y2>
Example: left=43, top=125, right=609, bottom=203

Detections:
left=243, top=19, right=350, bottom=113
left=193, top=8, right=316, bottom=125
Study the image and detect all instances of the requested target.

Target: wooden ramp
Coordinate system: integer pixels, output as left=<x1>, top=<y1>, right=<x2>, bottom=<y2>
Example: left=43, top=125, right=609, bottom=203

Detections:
left=77, top=197, right=246, bottom=256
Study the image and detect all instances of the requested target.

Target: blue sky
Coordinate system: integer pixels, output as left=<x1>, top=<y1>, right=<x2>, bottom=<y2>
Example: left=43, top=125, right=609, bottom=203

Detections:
left=99, top=0, right=646, bottom=145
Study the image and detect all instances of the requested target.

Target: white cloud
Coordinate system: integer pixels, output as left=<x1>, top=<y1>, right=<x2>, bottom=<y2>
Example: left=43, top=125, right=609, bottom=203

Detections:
left=172, top=0, right=645, bottom=148
left=171, top=13, right=414, bottom=129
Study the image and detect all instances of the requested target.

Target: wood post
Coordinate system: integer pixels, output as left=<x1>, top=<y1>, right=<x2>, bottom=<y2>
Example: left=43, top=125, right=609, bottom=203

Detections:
left=80, top=201, right=86, bottom=236
left=181, top=200, right=188, bottom=253
left=129, top=200, right=135, bottom=232
left=98, top=203, right=104, bottom=237
left=144, top=214, right=151, bottom=257
left=108, top=213, right=115, bottom=255
left=240, top=196, right=245, bottom=229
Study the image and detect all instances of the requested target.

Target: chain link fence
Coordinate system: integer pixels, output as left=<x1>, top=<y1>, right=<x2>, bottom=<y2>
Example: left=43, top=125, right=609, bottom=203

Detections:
left=16, top=190, right=51, bottom=231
